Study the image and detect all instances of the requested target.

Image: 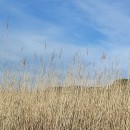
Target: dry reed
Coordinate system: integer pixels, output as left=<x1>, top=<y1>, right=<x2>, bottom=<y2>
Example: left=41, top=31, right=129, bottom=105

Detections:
left=0, top=20, right=130, bottom=130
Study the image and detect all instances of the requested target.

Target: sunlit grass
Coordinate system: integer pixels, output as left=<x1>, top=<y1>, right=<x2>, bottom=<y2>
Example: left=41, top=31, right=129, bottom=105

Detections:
left=0, top=20, right=130, bottom=130
left=0, top=49, right=130, bottom=130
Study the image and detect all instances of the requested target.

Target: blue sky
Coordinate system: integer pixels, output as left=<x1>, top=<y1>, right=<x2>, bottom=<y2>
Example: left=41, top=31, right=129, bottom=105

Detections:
left=0, top=0, right=130, bottom=69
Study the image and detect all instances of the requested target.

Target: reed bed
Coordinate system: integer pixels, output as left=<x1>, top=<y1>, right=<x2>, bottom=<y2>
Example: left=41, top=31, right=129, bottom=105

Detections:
left=1, top=21, right=130, bottom=129
left=0, top=49, right=130, bottom=130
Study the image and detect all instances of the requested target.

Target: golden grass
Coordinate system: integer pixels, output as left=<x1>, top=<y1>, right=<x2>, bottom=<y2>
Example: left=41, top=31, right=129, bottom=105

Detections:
left=1, top=20, right=130, bottom=129
left=0, top=63, right=130, bottom=130
left=0, top=82, right=130, bottom=130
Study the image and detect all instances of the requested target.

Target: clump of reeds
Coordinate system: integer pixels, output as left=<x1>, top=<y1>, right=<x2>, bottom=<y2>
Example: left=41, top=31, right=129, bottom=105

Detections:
left=0, top=47, right=130, bottom=130
left=0, top=20, right=130, bottom=130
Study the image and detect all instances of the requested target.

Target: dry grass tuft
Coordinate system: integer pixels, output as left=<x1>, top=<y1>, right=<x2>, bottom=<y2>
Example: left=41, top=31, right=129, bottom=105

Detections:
left=0, top=22, right=130, bottom=129
left=0, top=53, right=130, bottom=130
left=0, top=81, right=130, bottom=130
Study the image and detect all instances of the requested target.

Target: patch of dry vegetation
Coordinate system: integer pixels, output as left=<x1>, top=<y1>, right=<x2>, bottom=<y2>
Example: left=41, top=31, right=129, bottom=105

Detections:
left=0, top=52, right=130, bottom=130
left=1, top=21, right=130, bottom=129
left=0, top=78, right=130, bottom=130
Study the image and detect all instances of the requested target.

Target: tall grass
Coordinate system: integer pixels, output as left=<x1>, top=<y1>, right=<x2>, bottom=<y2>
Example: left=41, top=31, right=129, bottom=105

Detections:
left=0, top=22, right=130, bottom=130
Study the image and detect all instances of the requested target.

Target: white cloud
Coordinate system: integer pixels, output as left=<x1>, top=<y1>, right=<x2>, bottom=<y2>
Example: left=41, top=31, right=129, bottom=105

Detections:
left=74, top=0, right=130, bottom=47
left=0, top=0, right=130, bottom=75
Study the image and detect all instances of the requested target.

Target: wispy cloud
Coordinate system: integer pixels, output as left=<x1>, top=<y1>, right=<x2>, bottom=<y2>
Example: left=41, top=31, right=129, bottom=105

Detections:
left=0, top=0, right=130, bottom=71
left=74, top=0, right=130, bottom=47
